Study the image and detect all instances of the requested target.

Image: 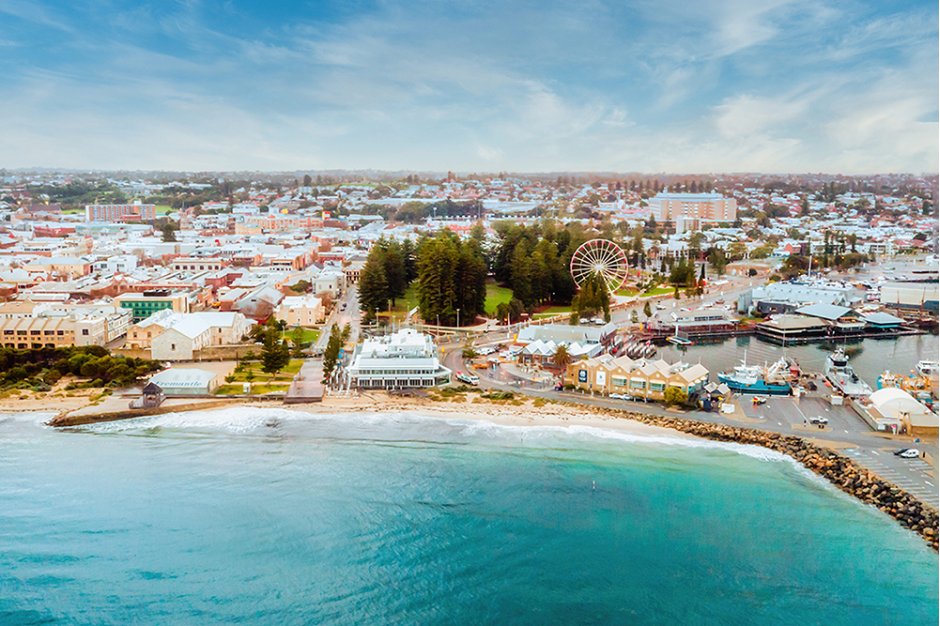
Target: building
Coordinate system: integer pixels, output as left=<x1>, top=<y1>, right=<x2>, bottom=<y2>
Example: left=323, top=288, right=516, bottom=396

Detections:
left=146, top=368, right=219, bottom=396
left=115, top=291, right=191, bottom=322
left=755, top=314, right=829, bottom=343
left=864, top=388, right=938, bottom=436
left=645, top=308, right=737, bottom=338
left=517, top=322, right=617, bottom=348
left=126, top=310, right=253, bottom=360
left=648, top=192, right=737, bottom=229
left=739, top=281, right=862, bottom=315
left=0, top=303, right=131, bottom=348
left=85, top=202, right=156, bottom=222
left=564, top=354, right=709, bottom=400
left=345, top=329, right=451, bottom=389
left=171, top=257, right=227, bottom=272
left=276, top=295, right=324, bottom=327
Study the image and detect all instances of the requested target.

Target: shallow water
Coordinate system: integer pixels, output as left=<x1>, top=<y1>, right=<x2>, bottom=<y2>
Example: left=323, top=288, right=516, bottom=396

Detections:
left=1, top=409, right=937, bottom=624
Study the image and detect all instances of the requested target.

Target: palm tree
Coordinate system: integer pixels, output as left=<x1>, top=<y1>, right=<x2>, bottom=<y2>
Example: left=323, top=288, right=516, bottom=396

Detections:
left=553, top=345, right=571, bottom=369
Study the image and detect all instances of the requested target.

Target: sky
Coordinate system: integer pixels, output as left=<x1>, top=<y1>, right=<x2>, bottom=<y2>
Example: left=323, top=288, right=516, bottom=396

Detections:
left=0, top=0, right=937, bottom=173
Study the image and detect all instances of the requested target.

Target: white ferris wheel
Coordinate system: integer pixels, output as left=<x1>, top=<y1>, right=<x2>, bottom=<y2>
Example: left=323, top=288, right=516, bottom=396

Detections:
left=569, top=238, right=629, bottom=293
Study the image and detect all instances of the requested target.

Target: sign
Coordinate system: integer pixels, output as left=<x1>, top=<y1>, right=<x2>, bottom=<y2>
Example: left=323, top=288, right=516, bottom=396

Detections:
left=595, top=371, right=607, bottom=386
left=578, top=369, right=588, bottom=383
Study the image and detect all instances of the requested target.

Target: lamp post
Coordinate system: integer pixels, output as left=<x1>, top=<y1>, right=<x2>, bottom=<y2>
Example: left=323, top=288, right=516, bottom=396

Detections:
left=456, top=308, right=460, bottom=329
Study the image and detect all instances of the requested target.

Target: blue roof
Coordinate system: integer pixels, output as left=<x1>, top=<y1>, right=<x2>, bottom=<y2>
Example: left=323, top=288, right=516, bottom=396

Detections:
left=795, top=303, right=853, bottom=321
left=861, top=312, right=904, bottom=325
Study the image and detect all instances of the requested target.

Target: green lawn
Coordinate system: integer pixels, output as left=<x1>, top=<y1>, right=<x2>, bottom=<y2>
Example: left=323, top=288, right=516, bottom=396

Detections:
left=228, top=359, right=304, bottom=382
left=283, top=328, right=319, bottom=344
left=156, top=204, right=174, bottom=215
left=641, top=286, right=673, bottom=297
left=616, top=287, right=639, bottom=297
left=484, top=283, right=513, bottom=315
left=215, top=383, right=290, bottom=395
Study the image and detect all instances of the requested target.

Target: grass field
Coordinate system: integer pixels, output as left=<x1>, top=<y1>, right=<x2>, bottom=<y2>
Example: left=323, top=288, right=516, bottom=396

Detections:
left=156, top=204, right=174, bottom=215
left=215, top=383, right=290, bottom=395
left=641, top=286, right=673, bottom=297
left=228, top=358, right=304, bottom=382
left=484, top=283, right=513, bottom=315
left=283, top=328, right=319, bottom=344
left=615, top=287, right=640, bottom=297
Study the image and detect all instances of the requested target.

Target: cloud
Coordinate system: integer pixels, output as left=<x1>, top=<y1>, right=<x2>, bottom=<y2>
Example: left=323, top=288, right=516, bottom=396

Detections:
left=0, top=0, right=935, bottom=173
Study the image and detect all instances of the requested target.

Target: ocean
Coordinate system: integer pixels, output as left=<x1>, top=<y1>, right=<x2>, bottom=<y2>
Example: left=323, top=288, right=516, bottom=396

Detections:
left=1, top=408, right=937, bottom=625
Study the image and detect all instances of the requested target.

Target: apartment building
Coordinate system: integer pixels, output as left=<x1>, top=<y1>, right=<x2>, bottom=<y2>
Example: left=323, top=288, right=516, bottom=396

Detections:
left=85, top=202, right=156, bottom=222
left=114, top=291, right=191, bottom=322
left=649, top=192, right=737, bottom=228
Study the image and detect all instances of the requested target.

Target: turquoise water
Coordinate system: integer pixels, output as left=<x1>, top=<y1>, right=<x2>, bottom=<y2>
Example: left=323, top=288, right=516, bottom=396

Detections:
left=1, top=408, right=937, bottom=625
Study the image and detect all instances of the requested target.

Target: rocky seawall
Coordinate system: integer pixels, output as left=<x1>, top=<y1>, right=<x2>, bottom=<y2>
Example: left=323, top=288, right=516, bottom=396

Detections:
left=595, top=406, right=939, bottom=551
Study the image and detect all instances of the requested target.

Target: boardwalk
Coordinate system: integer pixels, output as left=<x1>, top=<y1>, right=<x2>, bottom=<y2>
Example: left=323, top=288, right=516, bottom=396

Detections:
left=284, top=359, right=324, bottom=403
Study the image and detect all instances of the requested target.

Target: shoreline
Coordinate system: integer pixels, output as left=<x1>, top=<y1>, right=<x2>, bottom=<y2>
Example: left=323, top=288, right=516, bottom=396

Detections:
left=32, top=393, right=940, bottom=551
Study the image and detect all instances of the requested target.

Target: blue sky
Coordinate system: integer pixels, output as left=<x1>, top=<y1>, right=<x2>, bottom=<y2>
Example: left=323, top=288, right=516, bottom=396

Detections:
left=0, top=0, right=936, bottom=173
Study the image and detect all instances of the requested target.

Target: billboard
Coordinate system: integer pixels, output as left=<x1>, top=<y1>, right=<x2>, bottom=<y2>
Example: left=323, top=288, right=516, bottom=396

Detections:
left=578, top=369, right=588, bottom=383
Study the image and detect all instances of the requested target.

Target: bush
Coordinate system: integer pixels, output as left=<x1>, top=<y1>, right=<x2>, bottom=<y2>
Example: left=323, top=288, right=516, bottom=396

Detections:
left=663, top=386, right=688, bottom=407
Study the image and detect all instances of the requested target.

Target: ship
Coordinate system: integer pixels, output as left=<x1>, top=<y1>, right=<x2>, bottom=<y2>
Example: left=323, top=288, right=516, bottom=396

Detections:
left=718, top=353, right=792, bottom=395
left=825, top=347, right=872, bottom=397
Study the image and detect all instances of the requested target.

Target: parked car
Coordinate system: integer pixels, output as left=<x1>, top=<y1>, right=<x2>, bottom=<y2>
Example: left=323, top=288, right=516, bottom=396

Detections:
left=809, top=416, right=829, bottom=425
left=610, top=393, right=625, bottom=400
left=899, top=449, right=920, bottom=459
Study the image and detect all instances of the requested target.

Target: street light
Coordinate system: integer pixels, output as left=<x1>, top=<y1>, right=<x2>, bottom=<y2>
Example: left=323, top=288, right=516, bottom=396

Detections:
left=456, top=308, right=460, bottom=329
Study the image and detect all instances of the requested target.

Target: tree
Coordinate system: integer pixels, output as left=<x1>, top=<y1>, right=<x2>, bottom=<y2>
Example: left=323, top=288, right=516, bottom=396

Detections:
left=161, top=222, right=177, bottom=242
left=290, top=280, right=311, bottom=293
left=289, top=326, right=306, bottom=357
left=415, top=231, right=486, bottom=326
left=708, top=248, right=728, bottom=276
left=260, top=327, right=290, bottom=375
left=322, top=325, right=342, bottom=382
left=553, top=345, right=571, bottom=369
left=358, top=249, right=389, bottom=321
left=663, top=386, right=688, bottom=407
left=303, top=174, right=312, bottom=187
left=571, top=272, right=610, bottom=322
left=630, top=310, right=639, bottom=324
left=643, top=301, right=652, bottom=319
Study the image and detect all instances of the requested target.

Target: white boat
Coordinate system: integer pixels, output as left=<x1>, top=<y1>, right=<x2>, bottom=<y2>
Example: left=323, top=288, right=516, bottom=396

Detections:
left=916, top=360, right=938, bottom=377
left=825, top=347, right=872, bottom=397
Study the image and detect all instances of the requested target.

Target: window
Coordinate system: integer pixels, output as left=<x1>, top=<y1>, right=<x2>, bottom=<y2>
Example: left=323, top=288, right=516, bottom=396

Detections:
left=171, top=344, right=176, bottom=350
left=82, top=329, right=89, bottom=335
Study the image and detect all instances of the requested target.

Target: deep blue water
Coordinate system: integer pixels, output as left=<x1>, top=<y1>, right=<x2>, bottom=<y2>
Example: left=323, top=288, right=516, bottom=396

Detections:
left=1, top=408, right=937, bottom=625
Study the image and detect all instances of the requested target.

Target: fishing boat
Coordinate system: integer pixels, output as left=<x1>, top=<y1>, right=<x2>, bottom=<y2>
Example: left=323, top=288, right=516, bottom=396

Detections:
left=718, top=353, right=792, bottom=395
left=825, top=347, right=872, bottom=397
left=916, top=360, right=939, bottom=377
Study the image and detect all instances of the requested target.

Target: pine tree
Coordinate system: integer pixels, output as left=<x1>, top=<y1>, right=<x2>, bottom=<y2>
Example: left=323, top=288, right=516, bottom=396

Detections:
left=359, top=249, right=389, bottom=321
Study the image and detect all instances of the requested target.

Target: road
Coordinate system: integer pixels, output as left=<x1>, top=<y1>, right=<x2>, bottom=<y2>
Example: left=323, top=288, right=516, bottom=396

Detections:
left=312, top=285, right=361, bottom=354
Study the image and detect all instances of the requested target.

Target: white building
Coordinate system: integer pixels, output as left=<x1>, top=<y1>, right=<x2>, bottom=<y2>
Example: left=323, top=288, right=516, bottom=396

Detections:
left=128, top=310, right=254, bottom=360
left=345, top=329, right=451, bottom=389
left=276, top=295, right=324, bottom=327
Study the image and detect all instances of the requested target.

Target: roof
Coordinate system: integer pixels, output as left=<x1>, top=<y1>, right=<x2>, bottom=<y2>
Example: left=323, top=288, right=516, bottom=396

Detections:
left=758, top=314, right=828, bottom=330
left=861, top=312, right=904, bottom=325
left=869, top=388, right=935, bottom=422
left=517, top=323, right=615, bottom=345
left=795, top=303, right=853, bottom=321
left=148, top=368, right=217, bottom=388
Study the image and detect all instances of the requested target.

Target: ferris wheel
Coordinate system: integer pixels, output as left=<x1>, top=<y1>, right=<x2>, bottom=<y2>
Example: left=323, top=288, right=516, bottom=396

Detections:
left=569, top=239, right=629, bottom=293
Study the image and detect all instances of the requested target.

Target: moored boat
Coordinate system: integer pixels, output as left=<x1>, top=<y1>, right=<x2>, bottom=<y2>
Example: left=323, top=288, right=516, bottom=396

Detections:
left=718, top=354, right=792, bottom=395
left=825, top=347, right=872, bottom=397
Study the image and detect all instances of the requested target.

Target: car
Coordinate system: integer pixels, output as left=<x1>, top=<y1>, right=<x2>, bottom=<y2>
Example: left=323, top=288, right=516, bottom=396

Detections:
left=751, top=396, right=767, bottom=405
left=809, top=416, right=829, bottom=425
left=655, top=304, right=667, bottom=310
left=899, top=449, right=920, bottom=459
left=609, top=393, right=625, bottom=400
left=579, top=318, right=591, bottom=324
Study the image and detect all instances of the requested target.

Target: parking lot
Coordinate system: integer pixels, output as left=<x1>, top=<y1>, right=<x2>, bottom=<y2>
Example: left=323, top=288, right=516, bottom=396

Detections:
left=738, top=394, right=868, bottom=436
left=842, top=446, right=938, bottom=508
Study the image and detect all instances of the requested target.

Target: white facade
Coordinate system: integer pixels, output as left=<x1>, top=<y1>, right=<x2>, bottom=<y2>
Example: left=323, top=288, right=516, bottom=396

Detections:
left=345, top=329, right=451, bottom=389
left=276, top=295, right=324, bottom=327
